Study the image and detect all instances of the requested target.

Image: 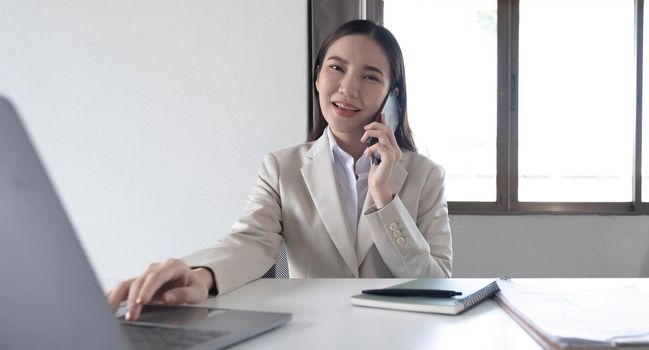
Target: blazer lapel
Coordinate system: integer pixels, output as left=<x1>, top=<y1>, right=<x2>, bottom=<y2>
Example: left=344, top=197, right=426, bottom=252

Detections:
left=301, top=134, right=359, bottom=277
left=355, top=160, right=408, bottom=267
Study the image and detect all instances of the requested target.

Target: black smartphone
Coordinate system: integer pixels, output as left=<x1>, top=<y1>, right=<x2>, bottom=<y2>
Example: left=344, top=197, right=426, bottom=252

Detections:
left=367, top=89, right=400, bottom=165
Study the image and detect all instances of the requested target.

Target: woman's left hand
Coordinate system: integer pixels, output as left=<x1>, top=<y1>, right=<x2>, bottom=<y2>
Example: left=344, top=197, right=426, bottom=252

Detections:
left=361, top=113, right=402, bottom=209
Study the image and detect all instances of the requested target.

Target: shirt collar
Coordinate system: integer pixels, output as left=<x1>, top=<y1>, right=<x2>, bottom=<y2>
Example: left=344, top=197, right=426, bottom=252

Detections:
left=325, top=126, right=339, bottom=161
left=325, top=126, right=371, bottom=176
left=326, top=126, right=348, bottom=161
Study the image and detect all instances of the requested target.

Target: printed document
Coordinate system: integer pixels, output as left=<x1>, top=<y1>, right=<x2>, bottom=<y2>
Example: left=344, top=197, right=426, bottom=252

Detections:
left=496, top=279, right=649, bottom=345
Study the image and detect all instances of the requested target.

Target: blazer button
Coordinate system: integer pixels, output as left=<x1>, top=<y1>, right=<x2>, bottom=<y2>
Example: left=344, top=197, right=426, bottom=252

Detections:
left=396, top=237, right=406, bottom=246
left=392, top=230, right=402, bottom=238
left=389, top=223, right=398, bottom=231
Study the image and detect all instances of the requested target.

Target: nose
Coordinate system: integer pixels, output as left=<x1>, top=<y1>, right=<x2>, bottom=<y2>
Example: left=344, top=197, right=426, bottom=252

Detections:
left=338, top=75, right=360, bottom=99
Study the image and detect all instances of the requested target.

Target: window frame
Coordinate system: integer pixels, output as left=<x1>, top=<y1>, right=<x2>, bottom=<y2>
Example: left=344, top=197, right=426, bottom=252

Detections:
left=310, top=0, right=649, bottom=215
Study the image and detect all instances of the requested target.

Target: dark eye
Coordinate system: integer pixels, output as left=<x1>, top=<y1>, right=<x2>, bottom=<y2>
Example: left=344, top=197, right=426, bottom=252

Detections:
left=329, top=64, right=343, bottom=72
left=364, top=74, right=380, bottom=82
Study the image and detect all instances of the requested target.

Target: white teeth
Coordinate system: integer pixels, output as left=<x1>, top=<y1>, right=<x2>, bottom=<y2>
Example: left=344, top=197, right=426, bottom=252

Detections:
left=334, top=102, right=359, bottom=111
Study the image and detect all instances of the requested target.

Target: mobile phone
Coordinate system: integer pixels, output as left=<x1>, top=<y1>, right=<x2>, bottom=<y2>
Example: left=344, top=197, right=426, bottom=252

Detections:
left=367, top=89, right=400, bottom=165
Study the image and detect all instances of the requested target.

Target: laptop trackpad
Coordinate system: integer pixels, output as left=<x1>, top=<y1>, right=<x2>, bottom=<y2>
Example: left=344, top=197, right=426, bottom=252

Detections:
left=118, top=305, right=227, bottom=326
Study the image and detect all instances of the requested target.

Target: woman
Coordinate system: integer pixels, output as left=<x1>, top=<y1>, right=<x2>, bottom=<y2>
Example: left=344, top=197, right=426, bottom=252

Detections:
left=108, top=19, right=452, bottom=321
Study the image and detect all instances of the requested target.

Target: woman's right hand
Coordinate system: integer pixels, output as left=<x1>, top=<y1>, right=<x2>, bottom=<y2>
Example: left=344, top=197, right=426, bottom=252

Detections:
left=106, top=258, right=214, bottom=321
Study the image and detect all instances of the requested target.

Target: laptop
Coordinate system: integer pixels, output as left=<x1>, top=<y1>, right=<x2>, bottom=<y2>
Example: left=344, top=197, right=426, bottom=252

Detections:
left=0, top=96, right=291, bottom=350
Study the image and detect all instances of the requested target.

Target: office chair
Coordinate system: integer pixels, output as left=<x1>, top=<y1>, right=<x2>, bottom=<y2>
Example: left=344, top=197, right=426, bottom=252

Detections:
left=261, top=239, right=289, bottom=278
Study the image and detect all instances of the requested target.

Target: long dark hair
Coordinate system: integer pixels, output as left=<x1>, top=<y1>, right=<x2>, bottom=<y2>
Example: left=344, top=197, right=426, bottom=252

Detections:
left=308, top=19, right=417, bottom=153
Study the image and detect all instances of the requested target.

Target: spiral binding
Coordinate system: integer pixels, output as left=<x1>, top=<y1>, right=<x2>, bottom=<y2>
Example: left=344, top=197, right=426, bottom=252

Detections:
left=460, top=281, right=501, bottom=311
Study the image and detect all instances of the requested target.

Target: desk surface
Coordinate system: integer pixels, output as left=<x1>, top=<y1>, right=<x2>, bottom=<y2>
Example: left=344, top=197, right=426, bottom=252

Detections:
left=201, top=278, right=549, bottom=350
left=200, top=278, right=649, bottom=350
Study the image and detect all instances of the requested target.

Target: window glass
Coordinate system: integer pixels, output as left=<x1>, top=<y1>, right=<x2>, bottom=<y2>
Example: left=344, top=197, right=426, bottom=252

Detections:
left=518, top=0, right=635, bottom=202
left=644, top=1, right=649, bottom=203
left=384, top=0, right=497, bottom=202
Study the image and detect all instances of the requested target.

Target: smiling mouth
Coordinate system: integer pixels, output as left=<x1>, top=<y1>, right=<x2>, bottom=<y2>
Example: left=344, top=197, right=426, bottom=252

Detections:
left=332, top=102, right=361, bottom=112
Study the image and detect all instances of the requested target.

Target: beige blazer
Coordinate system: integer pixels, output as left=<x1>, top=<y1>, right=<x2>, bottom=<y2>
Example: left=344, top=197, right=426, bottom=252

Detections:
left=183, top=132, right=452, bottom=295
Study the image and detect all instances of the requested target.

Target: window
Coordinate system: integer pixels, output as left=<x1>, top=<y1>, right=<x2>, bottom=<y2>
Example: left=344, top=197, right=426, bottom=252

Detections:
left=384, top=0, right=497, bottom=202
left=644, top=0, right=649, bottom=207
left=311, top=0, right=648, bottom=214
left=517, top=1, right=635, bottom=203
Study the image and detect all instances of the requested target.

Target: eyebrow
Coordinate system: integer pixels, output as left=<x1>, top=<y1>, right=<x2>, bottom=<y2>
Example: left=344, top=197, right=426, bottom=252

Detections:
left=327, top=56, right=385, bottom=77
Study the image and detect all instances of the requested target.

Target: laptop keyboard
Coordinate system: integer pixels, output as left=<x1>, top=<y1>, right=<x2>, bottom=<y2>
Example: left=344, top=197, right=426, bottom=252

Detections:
left=121, top=323, right=228, bottom=350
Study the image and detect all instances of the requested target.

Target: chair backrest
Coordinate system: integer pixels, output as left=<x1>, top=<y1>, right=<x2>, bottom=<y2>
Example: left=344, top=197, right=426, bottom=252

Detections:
left=261, top=239, right=289, bottom=278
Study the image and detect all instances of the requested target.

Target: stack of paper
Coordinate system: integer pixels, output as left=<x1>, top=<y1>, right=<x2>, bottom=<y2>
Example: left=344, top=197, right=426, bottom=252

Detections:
left=495, top=279, right=649, bottom=349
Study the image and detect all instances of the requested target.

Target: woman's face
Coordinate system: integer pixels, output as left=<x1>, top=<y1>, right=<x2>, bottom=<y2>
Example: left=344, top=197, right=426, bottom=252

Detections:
left=316, top=34, right=392, bottom=137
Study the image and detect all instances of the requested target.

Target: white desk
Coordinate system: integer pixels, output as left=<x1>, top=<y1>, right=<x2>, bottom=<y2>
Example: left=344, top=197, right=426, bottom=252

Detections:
left=200, top=278, right=542, bottom=350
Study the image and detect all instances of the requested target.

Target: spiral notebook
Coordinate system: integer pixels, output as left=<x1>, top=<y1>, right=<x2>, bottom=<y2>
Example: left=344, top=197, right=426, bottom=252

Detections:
left=351, top=279, right=500, bottom=315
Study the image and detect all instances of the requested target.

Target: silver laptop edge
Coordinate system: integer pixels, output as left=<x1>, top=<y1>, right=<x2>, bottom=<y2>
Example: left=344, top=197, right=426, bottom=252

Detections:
left=0, top=96, right=290, bottom=350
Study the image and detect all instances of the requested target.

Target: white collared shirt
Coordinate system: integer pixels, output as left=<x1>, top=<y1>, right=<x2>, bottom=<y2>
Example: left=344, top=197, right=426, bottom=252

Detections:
left=326, top=127, right=371, bottom=240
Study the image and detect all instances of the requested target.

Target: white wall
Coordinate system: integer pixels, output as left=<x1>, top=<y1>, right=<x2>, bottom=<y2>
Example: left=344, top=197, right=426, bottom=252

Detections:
left=0, top=0, right=308, bottom=290
left=1, top=1, right=647, bottom=291
left=451, top=216, right=649, bottom=278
